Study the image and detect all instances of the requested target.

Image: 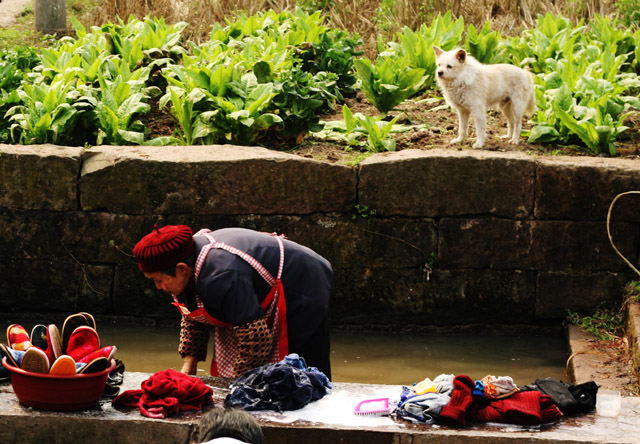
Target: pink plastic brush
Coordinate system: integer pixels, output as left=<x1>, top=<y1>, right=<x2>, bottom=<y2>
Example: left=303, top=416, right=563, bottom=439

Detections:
left=353, top=397, right=393, bottom=416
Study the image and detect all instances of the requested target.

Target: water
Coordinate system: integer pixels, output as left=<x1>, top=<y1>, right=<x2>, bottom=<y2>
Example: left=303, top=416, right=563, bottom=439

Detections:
left=329, top=329, right=568, bottom=385
left=98, top=323, right=568, bottom=386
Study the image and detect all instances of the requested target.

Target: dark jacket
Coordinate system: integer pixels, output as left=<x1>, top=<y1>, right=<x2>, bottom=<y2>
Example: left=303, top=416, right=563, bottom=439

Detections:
left=177, top=228, right=332, bottom=352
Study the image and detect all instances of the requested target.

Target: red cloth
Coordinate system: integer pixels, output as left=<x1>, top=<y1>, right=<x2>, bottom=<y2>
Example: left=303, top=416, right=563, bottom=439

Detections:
left=538, top=393, right=565, bottom=423
left=469, top=391, right=563, bottom=425
left=439, top=375, right=475, bottom=426
left=113, top=368, right=213, bottom=418
left=439, top=375, right=564, bottom=426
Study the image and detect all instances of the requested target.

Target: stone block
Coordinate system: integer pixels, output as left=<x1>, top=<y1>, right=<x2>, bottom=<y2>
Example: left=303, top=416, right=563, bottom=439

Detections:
left=0, top=208, right=161, bottom=263
left=331, top=267, right=536, bottom=325
left=531, top=220, right=639, bottom=272
left=113, top=264, right=179, bottom=318
left=438, top=218, right=533, bottom=269
left=439, top=218, right=639, bottom=272
left=0, top=144, right=81, bottom=210
left=171, top=213, right=438, bottom=269
left=535, top=156, right=640, bottom=221
left=262, top=427, right=399, bottom=444
left=3, top=415, right=190, bottom=444
left=0, top=260, right=112, bottom=313
left=535, top=271, right=634, bottom=320
left=358, top=149, right=535, bottom=218
left=80, top=145, right=356, bottom=215
left=35, top=0, right=66, bottom=33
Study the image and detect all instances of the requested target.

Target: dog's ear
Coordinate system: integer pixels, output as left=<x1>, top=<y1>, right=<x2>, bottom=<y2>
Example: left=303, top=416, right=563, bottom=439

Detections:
left=455, top=49, right=466, bottom=63
left=433, top=46, right=444, bottom=56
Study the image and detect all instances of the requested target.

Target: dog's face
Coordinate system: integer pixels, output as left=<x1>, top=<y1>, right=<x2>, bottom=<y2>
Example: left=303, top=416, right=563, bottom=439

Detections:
left=433, top=46, right=467, bottom=82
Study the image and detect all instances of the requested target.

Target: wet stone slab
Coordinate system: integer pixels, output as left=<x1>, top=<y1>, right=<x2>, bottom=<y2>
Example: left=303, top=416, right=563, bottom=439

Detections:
left=1, top=372, right=639, bottom=444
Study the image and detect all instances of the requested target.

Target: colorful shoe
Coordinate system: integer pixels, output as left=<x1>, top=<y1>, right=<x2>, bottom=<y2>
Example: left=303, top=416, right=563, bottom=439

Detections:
left=103, top=383, right=121, bottom=398
left=78, top=312, right=96, bottom=330
left=49, top=355, right=77, bottom=375
left=66, top=326, right=100, bottom=361
left=30, top=324, right=50, bottom=358
left=103, top=358, right=124, bottom=397
left=78, top=357, right=109, bottom=374
left=107, top=359, right=125, bottom=385
left=78, top=345, right=116, bottom=364
left=30, top=324, right=47, bottom=347
left=7, top=324, right=31, bottom=351
left=0, top=343, right=23, bottom=381
left=47, top=324, right=63, bottom=361
left=0, top=343, right=24, bottom=368
left=30, top=324, right=63, bottom=364
left=62, top=313, right=94, bottom=352
left=21, top=347, right=50, bottom=374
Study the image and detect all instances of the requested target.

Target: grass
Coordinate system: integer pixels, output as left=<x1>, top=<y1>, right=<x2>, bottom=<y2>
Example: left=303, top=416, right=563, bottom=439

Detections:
left=0, top=5, right=39, bottom=51
left=567, top=307, right=625, bottom=341
left=567, top=280, right=640, bottom=342
left=626, top=280, right=640, bottom=300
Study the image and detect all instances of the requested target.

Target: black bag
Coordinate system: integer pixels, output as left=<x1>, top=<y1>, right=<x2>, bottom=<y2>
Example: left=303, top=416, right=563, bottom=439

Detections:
left=526, top=377, right=598, bottom=415
left=567, top=381, right=598, bottom=413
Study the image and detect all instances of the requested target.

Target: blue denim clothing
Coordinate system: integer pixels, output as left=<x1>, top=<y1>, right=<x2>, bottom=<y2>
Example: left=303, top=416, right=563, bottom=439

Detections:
left=224, top=354, right=332, bottom=412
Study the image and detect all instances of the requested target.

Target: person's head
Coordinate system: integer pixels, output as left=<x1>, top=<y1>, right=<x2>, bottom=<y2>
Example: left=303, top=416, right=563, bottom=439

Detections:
left=192, top=407, right=264, bottom=444
left=132, top=224, right=195, bottom=296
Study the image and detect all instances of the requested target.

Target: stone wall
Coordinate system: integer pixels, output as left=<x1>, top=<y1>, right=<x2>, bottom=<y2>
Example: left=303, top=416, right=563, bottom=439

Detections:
left=1, top=144, right=638, bottom=326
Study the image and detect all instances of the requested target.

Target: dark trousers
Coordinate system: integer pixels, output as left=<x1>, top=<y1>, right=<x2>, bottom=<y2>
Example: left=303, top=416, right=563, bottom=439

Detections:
left=289, top=316, right=331, bottom=380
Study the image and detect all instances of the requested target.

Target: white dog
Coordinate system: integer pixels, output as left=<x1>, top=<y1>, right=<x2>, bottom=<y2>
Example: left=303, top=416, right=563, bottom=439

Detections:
left=433, top=46, right=536, bottom=148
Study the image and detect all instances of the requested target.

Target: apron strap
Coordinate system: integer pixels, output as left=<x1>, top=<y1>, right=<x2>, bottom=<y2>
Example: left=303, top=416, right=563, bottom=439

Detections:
left=193, top=229, right=285, bottom=287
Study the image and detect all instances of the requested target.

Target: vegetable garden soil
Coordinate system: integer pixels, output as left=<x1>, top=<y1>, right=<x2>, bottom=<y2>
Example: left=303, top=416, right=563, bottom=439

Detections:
left=144, top=90, right=640, bottom=164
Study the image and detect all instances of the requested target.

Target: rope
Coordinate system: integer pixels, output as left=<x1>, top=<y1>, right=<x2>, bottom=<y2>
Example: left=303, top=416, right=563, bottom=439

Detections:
left=606, top=191, right=640, bottom=277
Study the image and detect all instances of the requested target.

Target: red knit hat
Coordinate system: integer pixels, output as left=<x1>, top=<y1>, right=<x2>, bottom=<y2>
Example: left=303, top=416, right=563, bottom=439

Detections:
left=133, top=225, right=195, bottom=273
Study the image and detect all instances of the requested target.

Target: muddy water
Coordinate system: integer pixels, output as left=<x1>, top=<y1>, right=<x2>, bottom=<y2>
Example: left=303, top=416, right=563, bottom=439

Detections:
left=99, top=324, right=568, bottom=385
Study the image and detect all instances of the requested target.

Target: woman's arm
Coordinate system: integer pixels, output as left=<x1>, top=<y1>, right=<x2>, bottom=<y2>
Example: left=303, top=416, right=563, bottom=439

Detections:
left=178, top=316, right=210, bottom=374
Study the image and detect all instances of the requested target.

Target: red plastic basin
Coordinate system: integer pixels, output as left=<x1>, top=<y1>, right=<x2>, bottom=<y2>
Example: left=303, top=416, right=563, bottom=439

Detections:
left=2, top=356, right=116, bottom=411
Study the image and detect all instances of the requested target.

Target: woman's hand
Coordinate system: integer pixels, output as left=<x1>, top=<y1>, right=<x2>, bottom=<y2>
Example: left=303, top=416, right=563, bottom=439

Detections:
left=180, top=355, right=198, bottom=375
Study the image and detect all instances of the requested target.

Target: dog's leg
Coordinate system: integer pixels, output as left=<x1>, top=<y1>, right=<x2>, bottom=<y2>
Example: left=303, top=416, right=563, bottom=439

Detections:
left=472, top=109, right=486, bottom=148
left=508, top=101, right=526, bottom=145
left=499, top=102, right=514, bottom=140
left=502, top=123, right=514, bottom=140
left=451, top=108, right=469, bottom=144
left=509, top=116, right=523, bottom=145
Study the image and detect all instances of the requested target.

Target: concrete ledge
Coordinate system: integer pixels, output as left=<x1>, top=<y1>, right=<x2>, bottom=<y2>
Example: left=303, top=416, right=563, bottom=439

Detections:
left=1, top=371, right=640, bottom=444
left=567, top=301, right=640, bottom=394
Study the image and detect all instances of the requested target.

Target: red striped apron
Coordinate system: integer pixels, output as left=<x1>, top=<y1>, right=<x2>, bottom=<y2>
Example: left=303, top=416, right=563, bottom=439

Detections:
left=170, top=229, right=289, bottom=377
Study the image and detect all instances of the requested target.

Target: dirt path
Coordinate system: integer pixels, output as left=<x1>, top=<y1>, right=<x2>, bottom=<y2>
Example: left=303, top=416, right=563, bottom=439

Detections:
left=0, top=0, right=32, bottom=28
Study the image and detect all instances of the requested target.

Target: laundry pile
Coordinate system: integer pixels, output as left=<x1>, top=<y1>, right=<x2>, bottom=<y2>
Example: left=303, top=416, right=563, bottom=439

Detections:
left=0, top=312, right=118, bottom=378
left=111, top=353, right=329, bottom=419
left=224, top=354, right=332, bottom=411
left=113, top=368, right=213, bottom=418
left=395, top=373, right=598, bottom=426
